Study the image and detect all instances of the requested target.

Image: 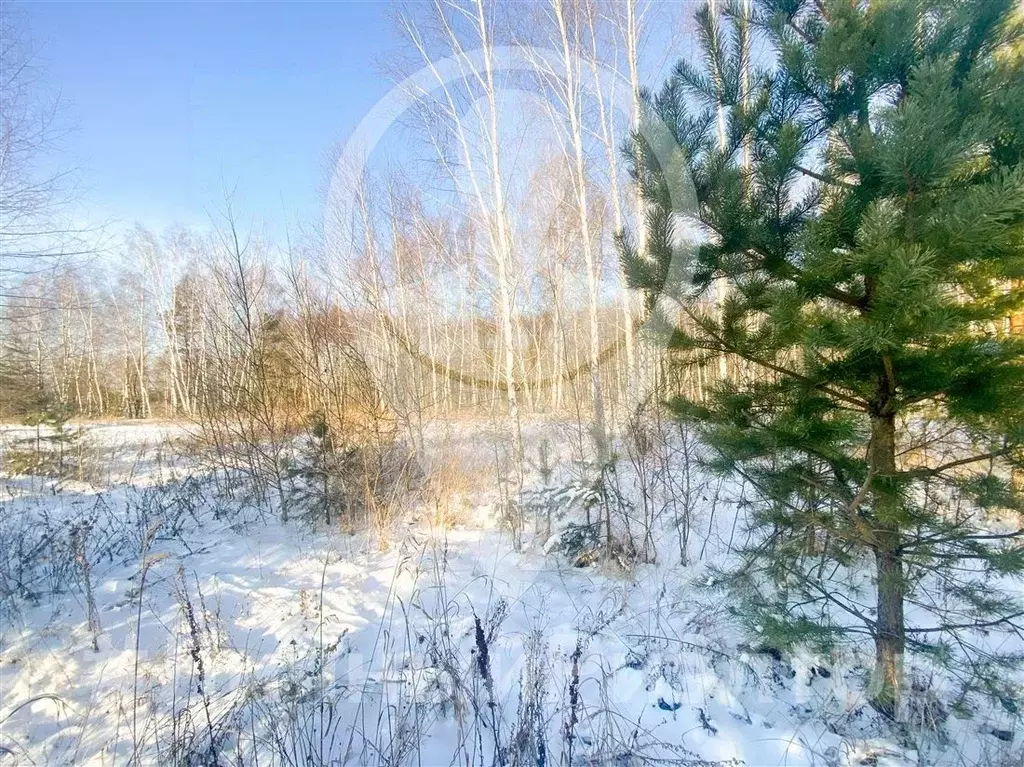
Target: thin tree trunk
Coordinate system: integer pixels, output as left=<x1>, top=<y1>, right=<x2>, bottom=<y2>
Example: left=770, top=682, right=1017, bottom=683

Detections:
left=870, top=411, right=905, bottom=719
left=707, top=0, right=730, bottom=382
left=552, top=0, right=609, bottom=465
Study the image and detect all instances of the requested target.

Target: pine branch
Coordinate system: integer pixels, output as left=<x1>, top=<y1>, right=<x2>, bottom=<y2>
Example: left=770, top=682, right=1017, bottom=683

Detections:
left=906, top=611, right=1024, bottom=635
left=696, top=214, right=866, bottom=309
left=673, top=299, right=870, bottom=409
left=793, top=164, right=855, bottom=190
left=900, top=527, right=1024, bottom=552
left=905, top=448, right=1016, bottom=478
left=777, top=559, right=879, bottom=634
left=784, top=18, right=815, bottom=46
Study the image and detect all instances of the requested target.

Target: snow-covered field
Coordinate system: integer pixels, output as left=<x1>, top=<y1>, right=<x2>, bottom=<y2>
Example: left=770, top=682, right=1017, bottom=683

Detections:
left=0, top=422, right=1019, bottom=766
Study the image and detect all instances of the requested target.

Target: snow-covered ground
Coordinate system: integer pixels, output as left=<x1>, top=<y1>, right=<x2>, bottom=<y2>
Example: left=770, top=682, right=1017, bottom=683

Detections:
left=0, top=421, right=1019, bottom=766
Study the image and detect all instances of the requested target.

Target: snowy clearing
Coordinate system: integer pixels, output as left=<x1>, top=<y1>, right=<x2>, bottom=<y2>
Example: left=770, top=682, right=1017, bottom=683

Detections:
left=0, top=421, right=1020, bottom=767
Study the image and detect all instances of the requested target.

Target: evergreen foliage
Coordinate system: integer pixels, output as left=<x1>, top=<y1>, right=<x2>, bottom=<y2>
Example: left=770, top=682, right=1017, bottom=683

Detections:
left=621, top=0, right=1024, bottom=719
left=286, top=411, right=358, bottom=527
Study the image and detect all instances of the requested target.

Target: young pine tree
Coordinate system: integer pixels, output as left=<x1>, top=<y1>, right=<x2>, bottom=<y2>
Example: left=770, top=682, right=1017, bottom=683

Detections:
left=621, top=0, right=1024, bottom=719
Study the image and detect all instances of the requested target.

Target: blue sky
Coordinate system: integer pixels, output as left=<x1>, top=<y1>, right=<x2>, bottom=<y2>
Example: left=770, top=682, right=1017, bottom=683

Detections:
left=23, top=1, right=399, bottom=237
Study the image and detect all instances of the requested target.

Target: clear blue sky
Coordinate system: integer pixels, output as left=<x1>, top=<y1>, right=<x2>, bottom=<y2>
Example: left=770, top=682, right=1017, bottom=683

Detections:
left=23, top=1, right=399, bottom=236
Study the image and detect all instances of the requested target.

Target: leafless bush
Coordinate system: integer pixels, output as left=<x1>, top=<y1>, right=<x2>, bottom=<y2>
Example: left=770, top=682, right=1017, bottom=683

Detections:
left=562, top=638, right=583, bottom=767
left=506, top=631, right=550, bottom=767
left=70, top=521, right=101, bottom=651
left=422, top=454, right=487, bottom=529
left=0, top=466, right=229, bottom=628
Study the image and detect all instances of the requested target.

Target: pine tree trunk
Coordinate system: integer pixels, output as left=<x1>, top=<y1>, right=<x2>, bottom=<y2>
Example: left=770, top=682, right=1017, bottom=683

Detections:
left=1011, top=280, right=1023, bottom=491
left=869, top=412, right=905, bottom=719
